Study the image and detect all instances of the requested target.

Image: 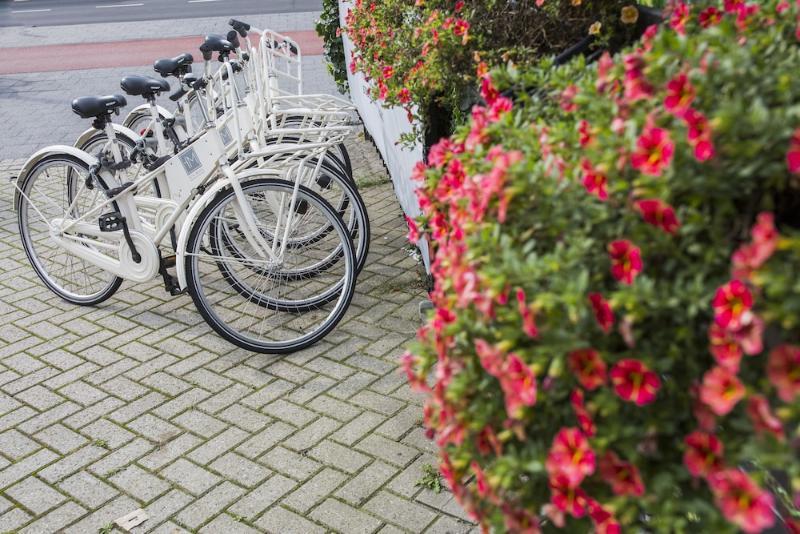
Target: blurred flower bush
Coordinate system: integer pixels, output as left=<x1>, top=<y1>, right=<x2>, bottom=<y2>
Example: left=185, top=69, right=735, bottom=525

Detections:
left=403, top=0, right=800, bottom=531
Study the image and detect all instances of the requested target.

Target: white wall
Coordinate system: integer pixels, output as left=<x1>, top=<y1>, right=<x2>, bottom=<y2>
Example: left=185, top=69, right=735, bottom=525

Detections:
left=338, top=1, right=431, bottom=271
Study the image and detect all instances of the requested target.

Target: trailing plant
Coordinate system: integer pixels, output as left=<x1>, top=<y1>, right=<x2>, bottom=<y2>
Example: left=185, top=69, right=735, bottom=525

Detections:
left=403, top=0, right=800, bottom=532
left=317, top=0, right=349, bottom=93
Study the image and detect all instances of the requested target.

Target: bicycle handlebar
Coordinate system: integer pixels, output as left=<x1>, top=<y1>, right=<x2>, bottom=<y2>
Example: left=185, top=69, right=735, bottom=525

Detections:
left=228, top=18, right=250, bottom=38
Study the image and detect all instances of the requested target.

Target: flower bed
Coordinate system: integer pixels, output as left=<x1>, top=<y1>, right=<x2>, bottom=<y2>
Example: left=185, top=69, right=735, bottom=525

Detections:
left=404, top=1, right=800, bottom=532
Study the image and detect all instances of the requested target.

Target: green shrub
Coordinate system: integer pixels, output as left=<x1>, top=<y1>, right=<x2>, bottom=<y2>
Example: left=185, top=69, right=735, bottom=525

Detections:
left=316, top=0, right=349, bottom=93
left=404, top=1, right=800, bottom=532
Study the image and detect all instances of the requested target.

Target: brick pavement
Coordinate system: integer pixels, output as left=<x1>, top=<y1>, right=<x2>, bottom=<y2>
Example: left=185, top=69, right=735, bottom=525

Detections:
left=0, top=135, right=473, bottom=532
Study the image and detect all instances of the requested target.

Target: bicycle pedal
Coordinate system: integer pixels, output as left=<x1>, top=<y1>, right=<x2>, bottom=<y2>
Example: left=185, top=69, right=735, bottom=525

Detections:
left=315, top=174, right=332, bottom=190
left=294, top=199, right=309, bottom=215
left=98, top=212, right=124, bottom=232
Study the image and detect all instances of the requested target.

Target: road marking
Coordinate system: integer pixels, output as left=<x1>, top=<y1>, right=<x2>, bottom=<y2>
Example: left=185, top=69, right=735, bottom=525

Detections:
left=95, top=3, right=144, bottom=7
left=11, top=8, right=52, bottom=13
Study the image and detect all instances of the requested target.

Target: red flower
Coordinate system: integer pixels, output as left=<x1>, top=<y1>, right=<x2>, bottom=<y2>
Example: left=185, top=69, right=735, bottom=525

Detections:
left=664, top=73, right=695, bottom=116
left=669, top=2, right=691, bottom=35
left=381, top=65, right=394, bottom=80
left=730, top=313, right=764, bottom=356
left=608, top=240, right=643, bottom=285
left=691, top=384, right=718, bottom=431
left=733, top=212, right=778, bottom=278
left=588, top=293, right=614, bottom=334
left=545, top=427, right=596, bottom=488
left=453, top=19, right=470, bottom=42
left=767, top=344, right=800, bottom=402
left=712, top=280, right=753, bottom=330
left=700, top=366, right=745, bottom=416
left=699, top=6, right=723, bottom=27
left=631, top=125, right=675, bottom=176
left=623, top=53, right=653, bottom=101
left=397, top=87, right=411, bottom=104
left=471, top=461, right=492, bottom=498
left=578, top=120, right=593, bottom=147
left=610, top=359, right=661, bottom=406
left=708, top=323, right=743, bottom=372
left=587, top=500, right=622, bottom=534
left=549, top=474, right=589, bottom=517
left=599, top=451, right=645, bottom=496
left=683, top=431, right=724, bottom=478
left=581, top=159, right=608, bottom=201
left=634, top=199, right=681, bottom=234
left=516, top=288, right=539, bottom=339
left=560, top=85, right=578, bottom=112
left=709, top=469, right=775, bottom=534
left=475, top=338, right=503, bottom=377
left=568, top=348, right=607, bottom=391
left=570, top=389, right=596, bottom=437
left=499, top=353, right=537, bottom=419
left=683, top=109, right=715, bottom=162
left=746, top=395, right=785, bottom=441
left=788, top=128, right=800, bottom=174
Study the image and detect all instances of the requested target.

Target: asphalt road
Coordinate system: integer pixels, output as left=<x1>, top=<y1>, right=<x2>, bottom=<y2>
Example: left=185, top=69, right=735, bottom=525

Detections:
left=0, top=0, right=322, bottom=27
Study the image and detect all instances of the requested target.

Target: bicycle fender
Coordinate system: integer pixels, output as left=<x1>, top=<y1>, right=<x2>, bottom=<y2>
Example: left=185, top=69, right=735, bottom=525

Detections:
left=74, top=123, right=141, bottom=150
left=12, top=146, right=99, bottom=212
left=121, top=103, right=174, bottom=129
left=175, top=178, right=233, bottom=290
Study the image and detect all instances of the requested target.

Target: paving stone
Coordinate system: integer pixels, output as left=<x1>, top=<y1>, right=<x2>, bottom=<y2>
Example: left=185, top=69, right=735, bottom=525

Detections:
left=255, top=506, right=326, bottom=534
left=81, top=418, right=136, bottom=449
left=62, top=397, right=125, bottom=430
left=58, top=381, right=108, bottom=406
left=330, top=411, right=386, bottom=447
left=227, top=473, right=296, bottom=519
left=0, top=507, right=33, bottom=531
left=127, top=414, right=182, bottom=443
left=335, top=461, right=398, bottom=506
left=283, top=416, right=340, bottom=452
left=235, top=421, right=294, bottom=459
left=386, top=454, right=437, bottom=498
left=260, top=446, right=321, bottom=481
left=426, top=515, right=473, bottom=534
left=306, top=395, right=362, bottom=422
left=199, top=513, right=261, bottom=534
left=240, top=379, right=294, bottom=409
left=0, top=429, right=40, bottom=460
left=283, top=468, right=348, bottom=514
left=18, top=501, right=86, bottom=534
left=356, top=434, right=419, bottom=467
left=187, top=426, right=248, bottom=465
left=61, top=495, right=138, bottom=534
left=142, top=488, right=194, bottom=531
left=175, top=481, right=246, bottom=530
left=38, top=444, right=106, bottom=483
left=217, top=403, right=271, bottom=433
left=138, top=431, right=202, bottom=471
left=0, top=448, right=58, bottom=489
left=161, top=458, right=222, bottom=496
left=350, top=390, right=405, bottom=416
left=309, top=498, right=382, bottom=534
left=15, top=385, right=63, bottom=411
left=34, top=423, right=88, bottom=454
left=109, top=464, right=171, bottom=503
left=262, top=399, right=317, bottom=427
left=209, top=452, right=271, bottom=488
left=58, top=470, right=119, bottom=508
left=364, top=491, right=438, bottom=532
left=6, top=476, right=66, bottom=515
left=172, top=410, right=227, bottom=439
left=89, top=437, right=153, bottom=476
left=309, top=440, right=371, bottom=474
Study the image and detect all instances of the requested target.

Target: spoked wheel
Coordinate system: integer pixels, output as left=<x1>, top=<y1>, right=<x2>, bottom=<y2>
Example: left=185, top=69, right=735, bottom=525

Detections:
left=185, top=178, right=356, bottom=354
left=78, top=131, right=161, bottom=198
left=215, top=162, right=370, bottom=284
left=17, top=155, right=123, bottom=305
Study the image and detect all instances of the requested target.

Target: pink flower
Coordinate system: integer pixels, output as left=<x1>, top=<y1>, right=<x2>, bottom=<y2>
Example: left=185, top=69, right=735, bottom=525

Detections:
left=708, top=323, right=743, bottom=372
left=516, top=288, right=539, bottom=339
left=397, top=87, right=411, bottom=104
left=568, top=348, right=607, bottom=391
left=581, top=159, right=608, bottom=201
left=746, top=395, right=785, bottom=441
left=664, top=73, right=695, bottom=116
left=578, top=120, right=593, bottom=147
left=631, top=125, right=675, bottom=176
left=730, top=313, right=764, bottom=356
left=669, top=2, right=691, bottom=35
left=470, top=461, right=491, bottom=498
left=560, top=85, right=578, bottom=112
left=499, top=353, right=537, bottom=419
left=767, top=344, right=800, bottom=402
left=599, top=451, right=645, bottom=496
left=623, top=53, right=653, bottom=101
left=634, top=199, right=681, bottom=234
left=570, top=389, right=596, bottom=437
left=684, top=431, right=724, bottom=478
left=588, top=500, right=622, bottom=534
left=608, top=239, right=643, bottom=285
left=700, top=366, right=745, bottom=416
left=708, top=469, right=775, bottom=534
left=712, top=280, right=753, bottom=330
left=545, top=427, right=596, bottom=488
left=588, top=293, right=614, bottom=334
left=475, top=338, right=504, bottom=377
left=404, top=215, right=420, bottom=243
left=610, top=359, right=661, bottom=406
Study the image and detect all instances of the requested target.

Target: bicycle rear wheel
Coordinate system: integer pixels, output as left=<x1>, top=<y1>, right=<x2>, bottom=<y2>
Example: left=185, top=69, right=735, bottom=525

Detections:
left=185, top=178, right=356, bottom=353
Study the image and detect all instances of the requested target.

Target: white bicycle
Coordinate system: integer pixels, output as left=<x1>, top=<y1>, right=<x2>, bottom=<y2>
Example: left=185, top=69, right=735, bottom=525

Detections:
left=13, top=64, right=358, bottom=353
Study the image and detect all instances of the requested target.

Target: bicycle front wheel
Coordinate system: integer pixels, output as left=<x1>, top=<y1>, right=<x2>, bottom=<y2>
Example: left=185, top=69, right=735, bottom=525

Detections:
left=184, top=178, right=356, bottom=353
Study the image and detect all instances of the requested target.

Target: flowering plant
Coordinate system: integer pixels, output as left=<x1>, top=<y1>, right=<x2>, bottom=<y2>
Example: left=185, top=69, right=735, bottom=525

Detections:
left=344, top=0, right=655, bottom=145
left=404, top=0, right=800, bottom=531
